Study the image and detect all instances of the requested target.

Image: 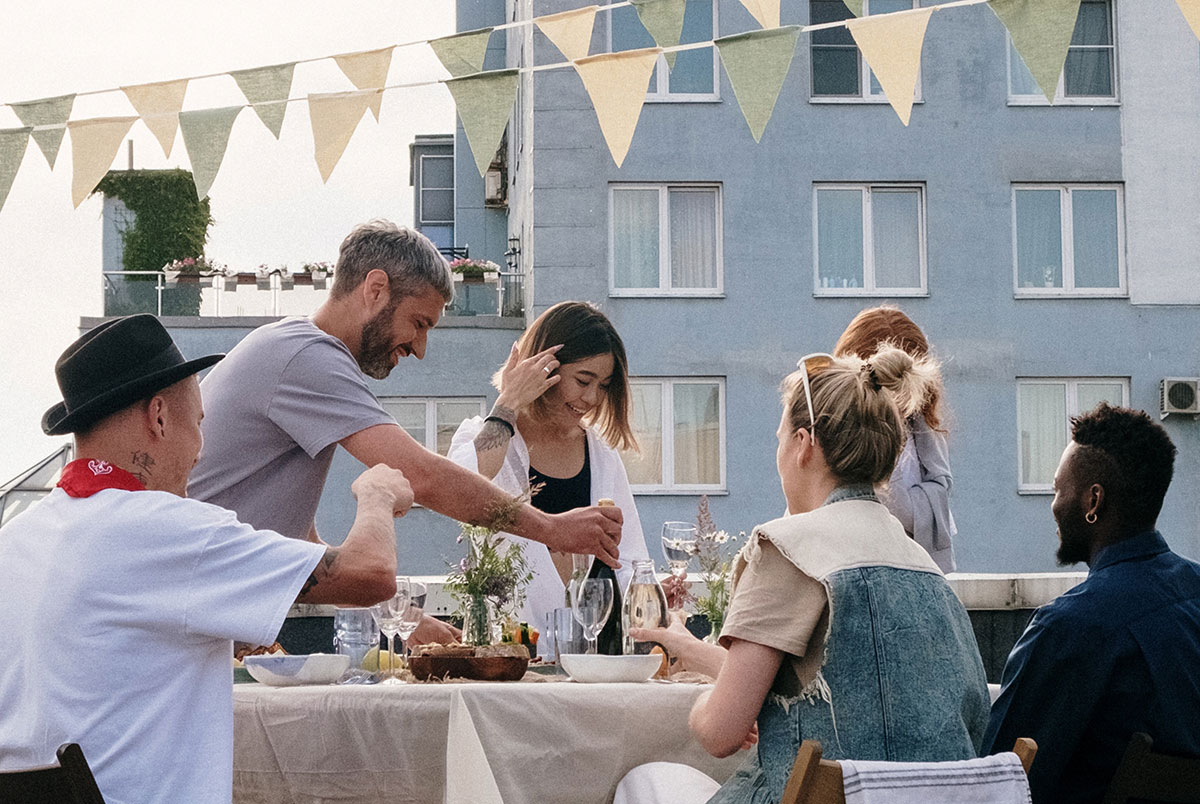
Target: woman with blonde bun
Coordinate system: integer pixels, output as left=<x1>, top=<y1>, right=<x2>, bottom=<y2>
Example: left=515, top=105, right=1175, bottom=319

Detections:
left=614, top=346, right=988, bottom=804
left=835, top=305, right=957, bottom=572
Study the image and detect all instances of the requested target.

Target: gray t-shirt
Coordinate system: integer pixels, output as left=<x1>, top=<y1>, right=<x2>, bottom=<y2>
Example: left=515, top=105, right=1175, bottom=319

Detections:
left=188, top=318, right=395, bottom=540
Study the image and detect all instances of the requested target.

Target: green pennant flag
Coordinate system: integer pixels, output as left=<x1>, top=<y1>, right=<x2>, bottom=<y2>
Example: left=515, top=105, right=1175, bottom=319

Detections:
left=10, top=94, right=75, bottom=169
left=715, top=26, right=800, bottom=142
left=230, top=62, right=297, bottom=139
left=179, top=106, right=242, bottom=199
left=989, top=0, right=1082, bottom=102
left=631, top=0, right=687, bottom=69
left=445, top=69, right=518, bottom=177
left=0, top=127, right=31, bottom=214
left=843, top=0, right=863, bottom=16
left=430, top=28, right=495, bottom=77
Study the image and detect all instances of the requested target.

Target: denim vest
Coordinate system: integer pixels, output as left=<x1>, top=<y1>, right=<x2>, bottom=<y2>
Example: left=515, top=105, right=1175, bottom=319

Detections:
left=709, top=494, right=989, bottom=804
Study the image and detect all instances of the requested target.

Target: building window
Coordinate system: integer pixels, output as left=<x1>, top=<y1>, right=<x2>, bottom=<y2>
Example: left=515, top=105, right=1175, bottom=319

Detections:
left=1009, top=0, right=1116, bottom=103
left=1013, top=184, right=1125, bottom=296
left=380, top=397, right=485, bottom=456
left=813, top=183, right=926, bottom=295
left=1017, top=378, right=1129, bottom=492
left=810, top=0, right=921, bottom=101
left=418, top=154, right=455, bottom=249
left=621, top=378, right=725, bottom=492
left=610, top=184, right=722, bottom=295
left=610, top=0, right=718, bottom=100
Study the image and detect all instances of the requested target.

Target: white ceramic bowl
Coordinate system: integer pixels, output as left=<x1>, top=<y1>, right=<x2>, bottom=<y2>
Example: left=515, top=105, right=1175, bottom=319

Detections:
left=559, top=653, right=662, bottom=683
left=243, top=653, right=350, bottom=686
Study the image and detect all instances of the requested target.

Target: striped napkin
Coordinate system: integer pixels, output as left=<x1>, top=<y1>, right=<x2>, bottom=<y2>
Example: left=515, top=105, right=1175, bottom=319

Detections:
left=841, top=752, right=1032, bottom=804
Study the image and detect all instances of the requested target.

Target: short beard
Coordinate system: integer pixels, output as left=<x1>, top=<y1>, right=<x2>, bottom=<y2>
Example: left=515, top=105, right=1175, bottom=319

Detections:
left=1055, top=504, right=1091, bottom=566
left=357, top=301, right=398, bottom=380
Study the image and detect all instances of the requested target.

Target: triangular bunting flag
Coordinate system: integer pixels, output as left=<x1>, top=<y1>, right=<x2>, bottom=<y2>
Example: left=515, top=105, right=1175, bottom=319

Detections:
left=989, top=0, right=1082, bottom=103
left=1177, top=0, right=1200, bottom=40
left=307, top=90, right=377, bottom=182
left=10, top=94, right=76, bottom=169
left=67, top=116, right=137, bottom=208
left=847, top=7, right=933, bottom=126
left=334, top=47, right=394, bottom=120
left=178, top=106, right=242, bottom=199
left=445, top=70, right=519, bottom=177
left=230, top=62, right=296, bottom=139
left=738, top=0, right=781, bottom=30
left=716, top=27, right=800, bottom=142
left=843, top=0, right=863, bottom=16
left=0, top=127, right=31, bottom=214
left=536, top=6, right=598, bottom=62
left=574, top=48, right=661, bottom=168
left=121, top=79, right=188, bottom=157
left=430, top=28, right=494, bottom=78
left=631, top=0, right=687, bottom=69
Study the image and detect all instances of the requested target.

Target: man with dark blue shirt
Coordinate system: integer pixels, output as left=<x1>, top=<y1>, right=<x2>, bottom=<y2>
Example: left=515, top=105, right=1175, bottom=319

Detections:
left=983, top=403, right=1200, bottom=803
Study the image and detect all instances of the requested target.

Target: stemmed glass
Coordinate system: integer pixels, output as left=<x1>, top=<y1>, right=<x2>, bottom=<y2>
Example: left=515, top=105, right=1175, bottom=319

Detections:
left=394, top=578, right=426, bottom=666
left=370, top=578, right=409, bottom=684
left=571, top=577, right=613, bottom=655
left=661, top=522, right=698, bottom=612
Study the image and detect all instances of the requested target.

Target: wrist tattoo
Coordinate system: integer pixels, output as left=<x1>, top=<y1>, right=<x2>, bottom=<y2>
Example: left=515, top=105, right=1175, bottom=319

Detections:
left=298, top=547, right=339, bottom=598
left=476, top=418, right=515, bottom=452
left=489, top=402, right=517, bottom=427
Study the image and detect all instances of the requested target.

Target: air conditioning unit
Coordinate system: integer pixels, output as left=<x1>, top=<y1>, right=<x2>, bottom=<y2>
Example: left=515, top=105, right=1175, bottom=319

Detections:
left=1160, top=378, right=1200, bottom=419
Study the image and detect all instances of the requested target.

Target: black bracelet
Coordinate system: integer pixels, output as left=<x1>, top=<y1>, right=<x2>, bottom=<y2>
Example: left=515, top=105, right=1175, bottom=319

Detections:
left=484, top=415, right=515, bottom=436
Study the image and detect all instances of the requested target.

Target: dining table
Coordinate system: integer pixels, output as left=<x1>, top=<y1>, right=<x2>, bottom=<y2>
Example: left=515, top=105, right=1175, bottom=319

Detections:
left=232, top=672, right=748, bottom=804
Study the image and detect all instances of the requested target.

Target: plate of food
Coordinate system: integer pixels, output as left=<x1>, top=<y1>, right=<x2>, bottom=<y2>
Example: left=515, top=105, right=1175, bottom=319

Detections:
left=558, top=653, right=663, bottom=684
left=243, top=653, right=350, bottom=686
left=408, top=643, right=530, bottom=681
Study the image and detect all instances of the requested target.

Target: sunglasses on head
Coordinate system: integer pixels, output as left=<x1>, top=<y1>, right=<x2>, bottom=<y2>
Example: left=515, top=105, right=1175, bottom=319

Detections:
left=795, top=352, right=834, bottom=441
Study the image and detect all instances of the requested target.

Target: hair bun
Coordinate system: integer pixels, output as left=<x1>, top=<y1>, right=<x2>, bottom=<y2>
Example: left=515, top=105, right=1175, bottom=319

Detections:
left=867, top=345, right=937, bottom=419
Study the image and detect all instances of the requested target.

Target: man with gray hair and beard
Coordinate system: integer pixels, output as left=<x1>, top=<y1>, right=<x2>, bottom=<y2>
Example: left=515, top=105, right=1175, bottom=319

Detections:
left=189, top=221, right=623, bottom=646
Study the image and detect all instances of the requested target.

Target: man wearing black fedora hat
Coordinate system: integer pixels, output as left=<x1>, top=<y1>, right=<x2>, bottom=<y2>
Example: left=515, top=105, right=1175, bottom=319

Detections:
left=0, top=314, right=413, bottom=803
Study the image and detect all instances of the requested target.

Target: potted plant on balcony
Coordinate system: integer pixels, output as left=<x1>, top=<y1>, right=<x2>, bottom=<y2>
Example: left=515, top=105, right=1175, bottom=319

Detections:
left=447, top=258, right=501, bottom=315
left=300, top=261, right=333, bottom=290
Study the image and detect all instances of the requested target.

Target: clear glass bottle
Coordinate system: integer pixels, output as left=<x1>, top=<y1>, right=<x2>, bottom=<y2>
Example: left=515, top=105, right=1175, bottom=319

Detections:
left=622, top=559, right=669, bottom=655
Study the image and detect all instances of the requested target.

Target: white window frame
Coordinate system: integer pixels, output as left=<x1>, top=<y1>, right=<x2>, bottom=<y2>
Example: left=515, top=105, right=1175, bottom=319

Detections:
left=379, top=396, right=485, bottom=455
left=1011, top=183, right=1126, bottom=298
left=608, top=1, right=720, bottom=103
left=418, top=154, right=455, bottom=226
left=1016, top=377, right=1130, bottom=493
left=609, top=183, right=724, bottom=298
left=1007, top=0, right=1119, bottom=106
left=625, top=377, right=727, bottom=494
left=812, top=182, right=928, bottom=297
left=809, top=0, right=923, bottom=104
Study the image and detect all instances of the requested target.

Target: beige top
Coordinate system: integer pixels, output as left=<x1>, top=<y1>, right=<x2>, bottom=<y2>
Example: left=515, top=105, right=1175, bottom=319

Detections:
left=719, top=540, right=828, bottom=696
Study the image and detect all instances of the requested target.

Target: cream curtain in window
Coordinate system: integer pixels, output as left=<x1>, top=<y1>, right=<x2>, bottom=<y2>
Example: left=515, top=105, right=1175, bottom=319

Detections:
left=613, top=189, right=660, bottom=289
left=1015, top=189, right=1063, bottom=288
left=673, top=383, right=720, bottom=486
left=872, top=189, right=921, bottom=289
left=669, top=189, right=717, bottom=289
left=1019, top=383, right=1067, bottom=486
left=622, top=382, right=663, bottom=485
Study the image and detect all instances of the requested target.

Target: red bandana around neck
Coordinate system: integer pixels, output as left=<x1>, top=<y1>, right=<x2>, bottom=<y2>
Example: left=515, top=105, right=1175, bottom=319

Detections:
left=57, top=459, right=147, bottom=497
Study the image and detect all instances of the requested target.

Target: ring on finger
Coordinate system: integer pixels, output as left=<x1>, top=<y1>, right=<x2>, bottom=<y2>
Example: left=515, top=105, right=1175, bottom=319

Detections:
left=543, top=366, right=552, bottom=374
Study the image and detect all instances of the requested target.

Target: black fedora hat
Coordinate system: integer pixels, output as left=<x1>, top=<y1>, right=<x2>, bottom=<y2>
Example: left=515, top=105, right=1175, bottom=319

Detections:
left=42, top=314, right=225, bottom=436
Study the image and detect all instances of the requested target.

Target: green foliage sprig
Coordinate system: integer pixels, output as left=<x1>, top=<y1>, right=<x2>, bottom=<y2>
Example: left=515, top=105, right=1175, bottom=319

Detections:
left=444, top=521, right=533, bottom=620
left=690, top=495, right=744, bottom=638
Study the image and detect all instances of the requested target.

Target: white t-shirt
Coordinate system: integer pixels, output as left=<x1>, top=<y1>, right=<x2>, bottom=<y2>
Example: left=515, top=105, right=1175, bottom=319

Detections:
left=0, top=488, right=325, bottom=804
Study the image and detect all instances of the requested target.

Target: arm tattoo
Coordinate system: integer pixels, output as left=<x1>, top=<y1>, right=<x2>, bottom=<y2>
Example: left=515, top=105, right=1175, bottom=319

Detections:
left=298, top=547, right=339, bottom=599
left=489, top=403, right=517, bottom=427
left=475, top=418, right=516, bottom=452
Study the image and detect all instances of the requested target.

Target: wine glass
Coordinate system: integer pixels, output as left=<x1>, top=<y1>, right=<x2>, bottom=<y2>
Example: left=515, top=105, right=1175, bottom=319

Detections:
left=571, top=577, right=613, bottom=655
left=395, top=578, right=427, bottom=665
left=661, top=522, right=698, bottom=611
left=565, top=553, right=593, bottom=607
left=370, top=578, right=409, bottom=683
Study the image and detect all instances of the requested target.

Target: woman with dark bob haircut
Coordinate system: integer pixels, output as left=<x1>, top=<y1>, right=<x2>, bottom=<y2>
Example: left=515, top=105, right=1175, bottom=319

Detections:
left=449, top=302, right=650, bottom=647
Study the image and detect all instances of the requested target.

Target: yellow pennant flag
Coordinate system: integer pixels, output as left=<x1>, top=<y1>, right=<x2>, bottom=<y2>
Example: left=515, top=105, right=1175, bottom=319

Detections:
left=122, top=79, right=188, bottom=157
left=334, top=47, right=394, bottom=121
left=67, top=117, right=137, bottom=207
left=989, top=0, right=1082, bottom=103
left=738, top=0, right=781, bottom=29
left=10, top=94, right=75, bottom=169
left=445, top=70, right=519, bottom=177
left=307, top=90, right=377, bottom=182
left=846, top=7, right=933, bottom=126
left=536, top=6, right=598, bottom=61
left=1177, top=0, right=1200, bottom=40
left=574, top=48, right=661, bottom=168
left=430, top=28, right=494, bottom=77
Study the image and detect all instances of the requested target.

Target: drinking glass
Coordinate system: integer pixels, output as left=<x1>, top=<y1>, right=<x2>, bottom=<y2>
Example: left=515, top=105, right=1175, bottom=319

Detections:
left=333, top=607, right=379, bottom=683
left=370, top=577, right=409, bottom=683
left=661, top=522, right=698, bottom=611
left=395, top=578, right=427, bottom=664
left=565, top=553, right=593, bottom=607
left=571, top=578, right=613, bottom=655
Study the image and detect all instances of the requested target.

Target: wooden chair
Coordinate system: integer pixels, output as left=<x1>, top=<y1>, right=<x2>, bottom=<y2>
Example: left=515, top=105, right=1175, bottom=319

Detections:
left=1102, top=732, right=1200, bottom=804
left=779, top=738, right=1038, bottom=804
left=0, top=743, right=107, bottom=803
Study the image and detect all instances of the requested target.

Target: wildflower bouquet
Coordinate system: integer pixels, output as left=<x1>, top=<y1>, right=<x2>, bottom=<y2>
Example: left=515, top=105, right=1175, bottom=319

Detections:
left=445, top=523, right=532, bottom=645
left=690, top=496, right=744, bottom=639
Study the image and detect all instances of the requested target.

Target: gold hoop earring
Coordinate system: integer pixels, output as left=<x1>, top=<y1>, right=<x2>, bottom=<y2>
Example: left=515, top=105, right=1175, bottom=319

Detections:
left=1085, top=511, right=1098, bottom=524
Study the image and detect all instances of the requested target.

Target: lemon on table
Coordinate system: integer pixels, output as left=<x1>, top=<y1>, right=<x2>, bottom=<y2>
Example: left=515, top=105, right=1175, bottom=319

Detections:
left=361, top=646, right=404, bottom=672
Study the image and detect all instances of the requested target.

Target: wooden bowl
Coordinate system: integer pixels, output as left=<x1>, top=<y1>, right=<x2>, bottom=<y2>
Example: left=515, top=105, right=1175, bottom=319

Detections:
left=408, top=655, right=529, bottom=682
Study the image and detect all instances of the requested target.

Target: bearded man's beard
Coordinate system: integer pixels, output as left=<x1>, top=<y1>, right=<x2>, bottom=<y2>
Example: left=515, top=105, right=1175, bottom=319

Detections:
left=358, top=302, right=398, bottom=380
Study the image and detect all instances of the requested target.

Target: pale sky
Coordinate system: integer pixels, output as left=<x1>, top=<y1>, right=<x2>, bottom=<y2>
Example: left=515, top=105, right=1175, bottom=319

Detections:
left=0, top=2, right=455, bottom=481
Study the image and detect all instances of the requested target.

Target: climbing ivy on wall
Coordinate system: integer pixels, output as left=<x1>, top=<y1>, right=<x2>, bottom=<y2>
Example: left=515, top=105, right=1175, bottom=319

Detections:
left=95, top=169, right=214, bottom=316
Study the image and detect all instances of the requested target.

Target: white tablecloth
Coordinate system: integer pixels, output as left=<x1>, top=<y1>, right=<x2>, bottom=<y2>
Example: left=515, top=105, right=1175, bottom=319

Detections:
left=233, top=679, right=746, bottom=804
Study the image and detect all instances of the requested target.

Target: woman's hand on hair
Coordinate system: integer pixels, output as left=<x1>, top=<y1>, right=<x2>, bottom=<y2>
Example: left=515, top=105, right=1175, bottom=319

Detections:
left=496, top=342, right=562, bottom=411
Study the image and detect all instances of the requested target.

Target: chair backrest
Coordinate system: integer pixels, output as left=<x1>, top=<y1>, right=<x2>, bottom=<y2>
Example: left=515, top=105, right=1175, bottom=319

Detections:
left=1102, top=733, right=1200, bottom=804
left=779, top=738, right=1038, bottom=804
left=0, top=743, right=107, bottom=803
